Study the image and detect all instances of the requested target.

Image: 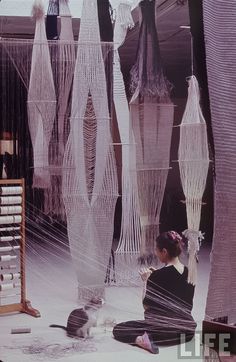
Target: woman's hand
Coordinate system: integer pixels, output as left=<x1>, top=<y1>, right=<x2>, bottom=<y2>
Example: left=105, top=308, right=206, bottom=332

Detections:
left=138, top=267, right=155, bottom=281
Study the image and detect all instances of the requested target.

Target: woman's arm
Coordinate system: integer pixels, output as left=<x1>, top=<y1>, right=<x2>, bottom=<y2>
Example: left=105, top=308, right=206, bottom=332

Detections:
left=142, top=280, right=147, bottom=301
left=138, top=267, right=153, bottom=301
left=142, top=269, right=162, bottom=308
left=139, top=267, right=157, bottom=309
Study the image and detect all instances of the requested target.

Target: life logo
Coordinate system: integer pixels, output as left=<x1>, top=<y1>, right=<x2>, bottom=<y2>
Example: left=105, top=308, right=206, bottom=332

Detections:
left=178, top=332, right=231, bottom=359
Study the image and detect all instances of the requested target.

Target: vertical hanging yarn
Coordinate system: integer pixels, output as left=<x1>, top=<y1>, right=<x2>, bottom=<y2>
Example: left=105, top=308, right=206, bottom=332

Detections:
left=114, top=2, right=141, bottom=255
left=113, top=1, right=142, bottom=284
left=131, top=99, right=174, bottom=262
left=178, top=75, right=209, bottom=285
left=130, top=0, right=174, bottom=263
left=203, top=0, right=236, bottom=322
left=62, top=0, right=118, bottom=301
left=44, top=0, right=76, bottom=221
left=59, top=0, right=74, bottom=40
left=130, top=0, right=171, bottom=99
left=27, top=0, right=56, bottom=189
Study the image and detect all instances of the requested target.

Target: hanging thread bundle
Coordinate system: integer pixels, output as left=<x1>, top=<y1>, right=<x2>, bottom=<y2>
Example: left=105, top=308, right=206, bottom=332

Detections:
left=178, top=75, right=209, bottom=285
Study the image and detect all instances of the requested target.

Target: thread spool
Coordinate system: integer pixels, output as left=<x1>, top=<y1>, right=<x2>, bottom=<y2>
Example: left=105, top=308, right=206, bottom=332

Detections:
left=0, top=187, right=23, bottom=195
left=0, top=265, right=16, bottom=270
left=0, top=273, right=13, bottom=281
left=12, top=272, right=21, bottom=279
left=0, top=206, right=22, bottom=215
left=0, top=282, right=20, bottom=291
left=0, top=215, right=22, bottom=224
left=0, top=283, right=14, bottom=291
left=0, top=236, right=21, bottom=242
left=0, top=246, right=20, bottom=252
left=0, top=226, right=20, bottom=232
left=0, top=196, right=22, bottom=205
left=0, top=273, right=20, bottom=281
left=0, top=293, right=20, bottom=299
left=0, top=255, right=17, bottom=262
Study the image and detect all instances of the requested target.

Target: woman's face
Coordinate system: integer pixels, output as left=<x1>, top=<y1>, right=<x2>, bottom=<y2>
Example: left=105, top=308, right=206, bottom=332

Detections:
left=155, top=246, right=169, bottom=263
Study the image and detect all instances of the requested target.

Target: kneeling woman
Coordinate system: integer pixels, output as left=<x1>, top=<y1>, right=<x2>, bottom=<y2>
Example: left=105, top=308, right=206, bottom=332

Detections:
left=113, top=231, right=197, bottom=354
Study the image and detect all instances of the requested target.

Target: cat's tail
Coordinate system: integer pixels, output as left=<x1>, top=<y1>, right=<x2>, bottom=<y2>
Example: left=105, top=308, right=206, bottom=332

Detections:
left=49, top=324, right=67, bottom=331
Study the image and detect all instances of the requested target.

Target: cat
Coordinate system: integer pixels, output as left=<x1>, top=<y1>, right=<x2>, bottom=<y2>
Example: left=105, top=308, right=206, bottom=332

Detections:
left=49, top=297, right=103, bottom=338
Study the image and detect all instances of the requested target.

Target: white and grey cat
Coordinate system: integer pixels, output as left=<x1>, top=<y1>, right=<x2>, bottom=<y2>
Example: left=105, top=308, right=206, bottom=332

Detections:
left=50, top=297, right=103, bottom=338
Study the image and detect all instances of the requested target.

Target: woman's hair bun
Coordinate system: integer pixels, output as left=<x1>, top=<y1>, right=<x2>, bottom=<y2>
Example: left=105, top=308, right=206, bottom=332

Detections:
left=156, top=231, right=183, bottom=258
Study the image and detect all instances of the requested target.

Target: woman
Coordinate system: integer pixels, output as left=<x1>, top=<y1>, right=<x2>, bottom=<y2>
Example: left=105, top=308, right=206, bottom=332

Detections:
left=113, top=231, right=197, bottom=354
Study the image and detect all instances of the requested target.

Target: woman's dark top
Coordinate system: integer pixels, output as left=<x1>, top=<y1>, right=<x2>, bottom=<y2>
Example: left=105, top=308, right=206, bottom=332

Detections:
left=143, top=266, right=195, bottom=320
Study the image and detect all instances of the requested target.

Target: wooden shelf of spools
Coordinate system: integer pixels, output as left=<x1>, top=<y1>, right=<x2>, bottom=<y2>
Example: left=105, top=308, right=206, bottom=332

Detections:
left=0, top=178, right=40, bottom=317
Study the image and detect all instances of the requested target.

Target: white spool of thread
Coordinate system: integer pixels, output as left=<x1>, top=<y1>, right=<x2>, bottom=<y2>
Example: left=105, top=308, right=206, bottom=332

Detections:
left=0, top=282, right=20, bottom=291
left=0, top=196, right=22, bottom=205
left=0, top=236, right=21, bottom=242
left=0, top=187, right=23, bottom=195
left=0, top=245, right=20, bottom=252
left=0, top=272, right=20, bottom=281
left=0, top=215, right=22, bottom=224
left=0, top=293, right=20, bottom=299
left=0, top=226, right=21, bottom=232
left=0, top=255, right=17, bottom=262
left=1, top=273, right=13, bottom=281
left=12, top=272, right=21, bottom=279
left=0, top=283, right=14, bottom=291
left=0, top=206, right=22, bottom=215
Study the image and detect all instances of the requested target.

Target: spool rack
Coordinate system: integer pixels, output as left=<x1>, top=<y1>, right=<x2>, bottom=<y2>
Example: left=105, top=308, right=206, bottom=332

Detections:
left=0, top=179, right=40, bottom=317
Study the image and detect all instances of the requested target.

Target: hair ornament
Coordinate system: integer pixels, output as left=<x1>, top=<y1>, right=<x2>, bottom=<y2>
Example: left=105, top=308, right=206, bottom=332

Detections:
left=167, top=230, right=182, bottom=243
